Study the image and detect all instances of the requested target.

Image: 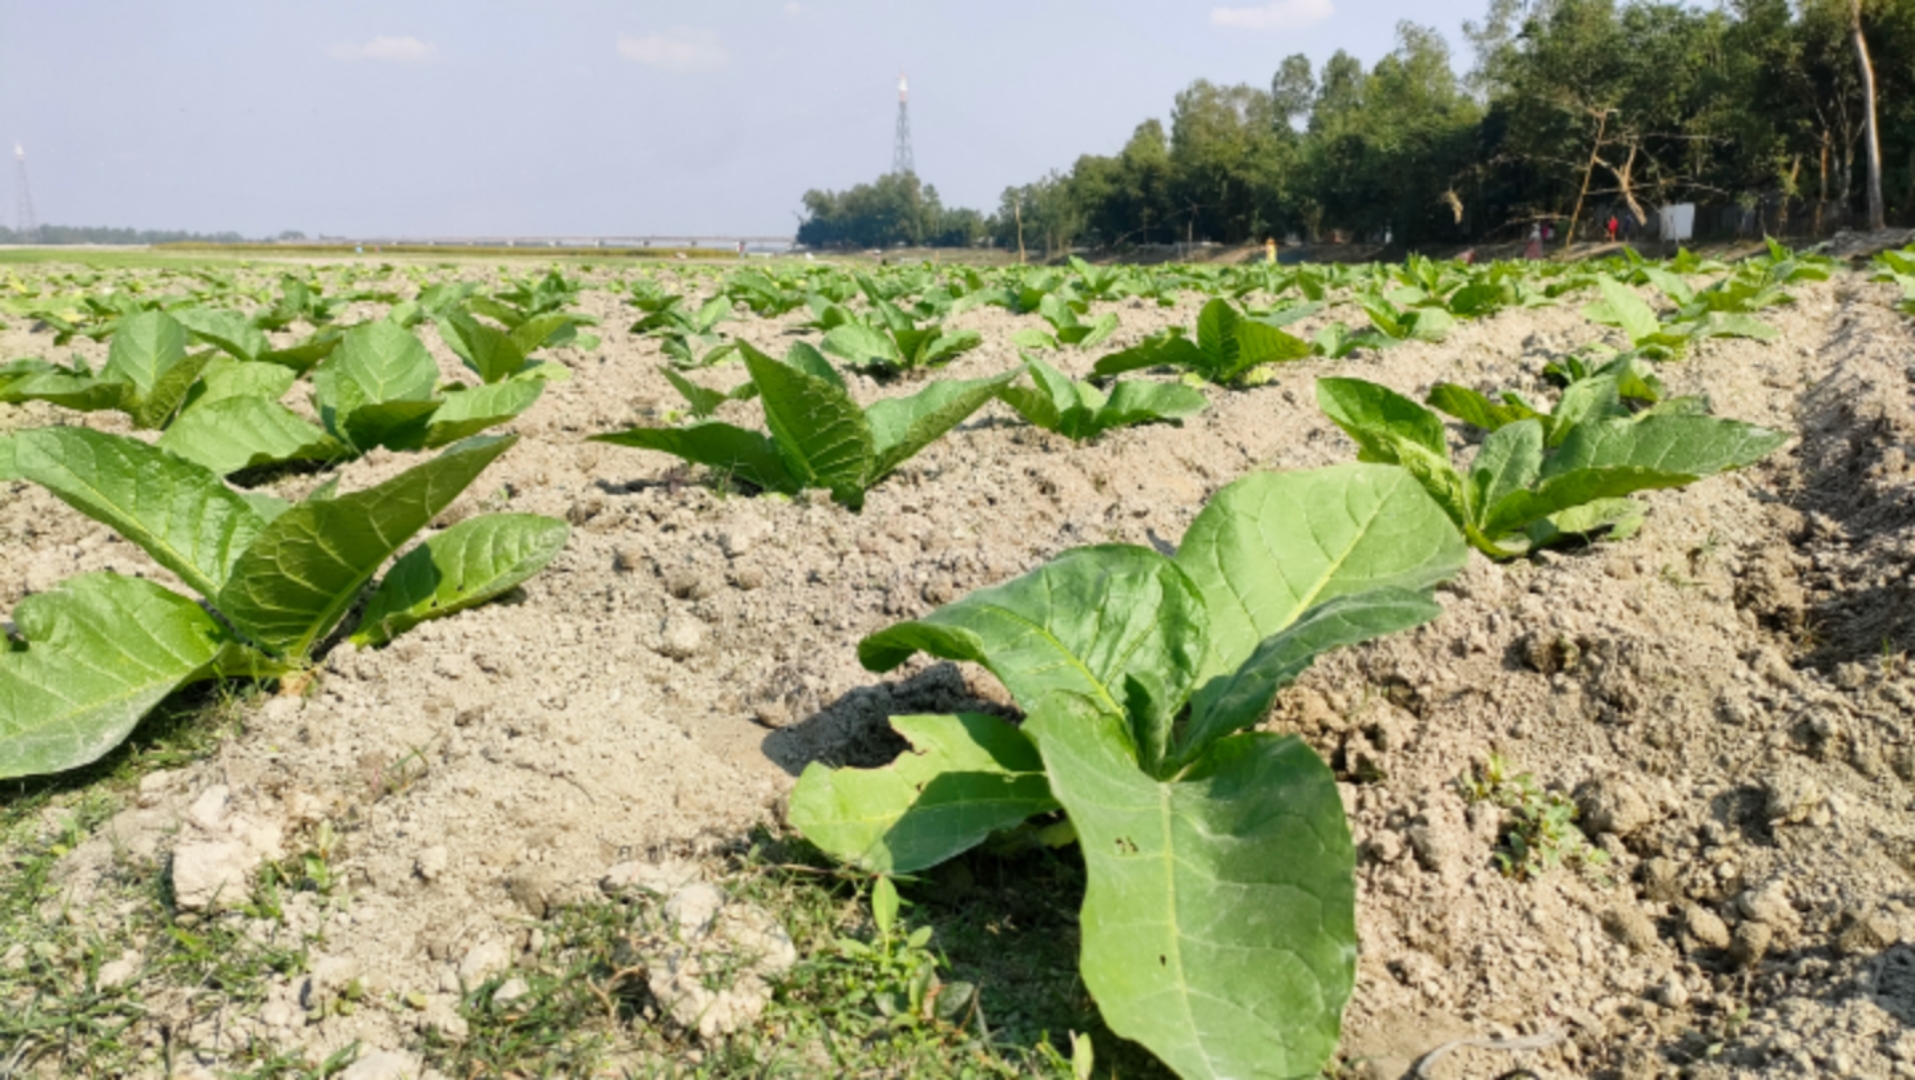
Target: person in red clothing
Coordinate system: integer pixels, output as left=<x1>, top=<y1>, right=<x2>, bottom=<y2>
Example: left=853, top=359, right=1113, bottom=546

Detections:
left=1606, top=215, right=1619, bottom=242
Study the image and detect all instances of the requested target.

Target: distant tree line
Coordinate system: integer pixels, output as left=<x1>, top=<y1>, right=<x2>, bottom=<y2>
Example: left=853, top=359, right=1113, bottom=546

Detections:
left=794, top=172, right=987, bottom=249
left=797, top=0, right=1915, bottom=253
left=0, top=224, right=256, bottom=245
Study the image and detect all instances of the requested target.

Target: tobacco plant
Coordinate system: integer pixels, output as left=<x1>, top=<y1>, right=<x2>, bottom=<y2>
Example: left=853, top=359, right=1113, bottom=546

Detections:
left=821, top=305, right=983, bottom=377
left=0, top=430, right=566, bottom=779
left=156, top=320, right=547, bottom=476
left=791, top=463, right=1468, bottom=1079
left=1010, top=293, right=1118, bottom=352
left=1316, top=376, right=1788, bottom=557
left=594, top=341, right=1011, bottom=509
left=1094, top=298, right=1310, bottom=386
left=997, top=356, right=1207, bottom=441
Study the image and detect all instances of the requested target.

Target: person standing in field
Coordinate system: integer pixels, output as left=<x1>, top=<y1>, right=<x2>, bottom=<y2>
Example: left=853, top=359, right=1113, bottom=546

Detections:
left=1264, top=237, right=1276, bottom=264
left=1606, top=215, right=1619, bottom=243
left=1525, top=224, right=1543, bottom=260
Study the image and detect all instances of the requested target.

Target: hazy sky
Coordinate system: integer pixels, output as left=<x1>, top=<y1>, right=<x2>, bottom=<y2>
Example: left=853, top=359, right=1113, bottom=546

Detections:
left=0, top=1, right=1487, bottom=239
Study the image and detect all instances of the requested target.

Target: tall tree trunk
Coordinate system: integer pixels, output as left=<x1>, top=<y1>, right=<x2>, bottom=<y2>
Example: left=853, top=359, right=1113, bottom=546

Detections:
left=1564, top=109, right=1610, bottom=254
left=1852, top=0, right=1886, bottom=231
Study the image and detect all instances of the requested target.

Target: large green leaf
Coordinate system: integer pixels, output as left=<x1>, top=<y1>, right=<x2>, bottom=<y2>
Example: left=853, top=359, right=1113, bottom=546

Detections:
left=1193, top=299, right=1243, bottom=382
left=1175, top=588, right=1441, bottom=765
left=1425, top=383, right=1537, bottom=433
left=1097, top=380, right=1209, bottom=434
left=257, top=330, right=342, bottom=373
left=157, top=396, right=345, bottom=476
left=1174, top=464, right=1467, bottom=695
left=1229, top=317, right=1312, bottom=378
left=172, top=307, right=269, bottom=364
left=0, top=573, right=233, bottom=779
left=742, top=343, right=874, bottom=504
left=11, top=427, right=266, bottom=598
left=415, top=380, right=544, bottom=449
left=340, top=399, right=442, bottom=452
left=216, top=435, right=516, bottom=657
left=1480, top=465, right=1698, bottom=540
left=100, top=311, right=190, bottom=398
left=860, top=545, right=1207, bottom=762
left=312, top=320, right=441, bottom=442
left=507, top=312, right=578, bottom=356
left=1546, top=376, right=1625, bottom=446
left=183, top=358, right=299, bottom=410
left=0, top=364, right=130, bottom=412
left=1314, top=377, right=1449, bottom=460
left=349, top=513, right=569, bottom=647
left=1403, top=307, right=1455, bottom=342
left=589, top=422, right=799, bottom=494
left=1027, top=705, right=1355, bottom=1080
left=436, top=310, right=533, bottom=384
left=126, top=350, right=217, bottom=430
left=788, top=713, right=1058, bottom=874
left=820, top=323, right=901, bottom=370
left=1543, top=414, right=1789, bottom=479
left=1468, top=419, right=1544, bottom=524
left=865, top=371, right=1017, bottom=482
left=1585, top=277, right=1661, bottom=345
left=1092, top=333, right=1203, bottom=379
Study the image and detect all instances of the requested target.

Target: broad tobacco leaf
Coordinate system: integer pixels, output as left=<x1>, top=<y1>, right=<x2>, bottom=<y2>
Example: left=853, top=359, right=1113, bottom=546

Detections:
left=217, top=435, right=515, bottom=658
left=865, top=370, right=1018, bottom=482
left=0, top=573, right=232, bottom=779
left=1027, top=702, right=1355, bottom=1080
left=158, top=395, right=344, bottom=476
left=787, top=713, right=1058, bottom=874
left=312, top=320, right=442, bottom=450
left=742, top=342, right=874, bottom=502
left=9, top=427, right=269, bottom=597
left=1173, top=463, right=1467, bottom=698
left=591, top=422, right=798, bottom=494
left=860, top=545, right=1207, bottom=743
left=349, top=513, right=570, bottom=647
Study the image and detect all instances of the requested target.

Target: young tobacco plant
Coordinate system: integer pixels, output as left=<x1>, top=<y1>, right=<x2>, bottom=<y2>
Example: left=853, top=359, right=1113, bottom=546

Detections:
left=1010, top=293, right=1119, bottom=352
left=1316, top=376, right=1788, bottom=558
left=1354, top=290, right=1455, bottom=344
left=1584, top=276, right=1776, bottom=359
left=593, top=341, right=1012, bottom=509
left=997, top=355, right=1207, bottom=441
left=789, top=463, right=1469, bottom=1080
left=0, top=308, right=338, bottom=423
left=0, top=430, right=567, bottom=779
left=156, top=320, right=548, bottom=476
left=477, top=269, right=598, bottom=349
left=1426, top=353, right=1688, bottom=449
left=435, top=307, right=577, bottom=384
left=821, top=304, right=983, bottom=377
left=1093, top=297, right=1311, bottom=387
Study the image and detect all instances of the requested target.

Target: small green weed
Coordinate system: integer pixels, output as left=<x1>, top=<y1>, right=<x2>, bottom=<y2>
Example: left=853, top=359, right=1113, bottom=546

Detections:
left=1460, top=753, right=1610, bottom=880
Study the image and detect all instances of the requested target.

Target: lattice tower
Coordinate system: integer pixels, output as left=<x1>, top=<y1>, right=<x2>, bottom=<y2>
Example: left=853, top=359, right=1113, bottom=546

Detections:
left=14, top=144, right=36, bottom=236
left=892, top=73, right=914, bottom=176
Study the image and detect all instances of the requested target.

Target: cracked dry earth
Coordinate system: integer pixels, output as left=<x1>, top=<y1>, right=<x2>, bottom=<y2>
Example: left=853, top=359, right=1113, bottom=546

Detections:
left=4, top=264, right=1915, bottom=1078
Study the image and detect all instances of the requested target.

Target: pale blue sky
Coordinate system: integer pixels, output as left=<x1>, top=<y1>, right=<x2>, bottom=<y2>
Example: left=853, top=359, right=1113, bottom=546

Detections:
left=0, top=1, right=1486, bottom=238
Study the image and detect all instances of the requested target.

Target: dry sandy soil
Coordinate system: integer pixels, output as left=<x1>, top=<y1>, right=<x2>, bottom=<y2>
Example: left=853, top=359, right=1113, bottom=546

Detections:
left=3, top=261, right=1915, bottom=1078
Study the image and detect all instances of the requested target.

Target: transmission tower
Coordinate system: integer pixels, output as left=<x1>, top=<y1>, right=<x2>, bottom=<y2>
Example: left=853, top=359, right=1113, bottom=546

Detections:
left=891, top=72, right=914, bottom=176
left=14, top=144, right=36, bottom=236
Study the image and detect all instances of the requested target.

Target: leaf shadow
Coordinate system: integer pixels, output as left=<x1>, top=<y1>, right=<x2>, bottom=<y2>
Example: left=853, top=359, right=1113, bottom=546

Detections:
left=759, top=662, right=1017, bottom=777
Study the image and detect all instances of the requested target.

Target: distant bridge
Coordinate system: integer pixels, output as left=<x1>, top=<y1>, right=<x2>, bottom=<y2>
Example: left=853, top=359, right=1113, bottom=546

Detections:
left=338, top=235, right=797, bottom=250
